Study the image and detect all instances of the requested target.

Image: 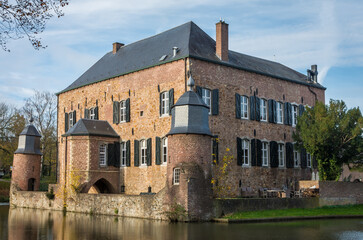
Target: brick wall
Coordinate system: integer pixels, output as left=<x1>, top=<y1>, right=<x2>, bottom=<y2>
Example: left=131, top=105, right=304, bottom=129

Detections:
left=12, top=153, right=41, bottom=191
left=319, top=181, right=363, bottom=204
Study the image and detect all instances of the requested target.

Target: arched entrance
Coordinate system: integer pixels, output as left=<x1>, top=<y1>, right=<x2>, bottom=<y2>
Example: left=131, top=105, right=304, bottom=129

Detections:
left=87, top=178, right=114, bottom=194
left=27, top=178, right=35, bottom=191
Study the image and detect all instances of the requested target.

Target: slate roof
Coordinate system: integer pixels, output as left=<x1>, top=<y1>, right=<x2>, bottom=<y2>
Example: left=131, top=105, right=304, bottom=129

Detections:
left=63, top=119, right=119, bottom=138
left=58, top=21, right=325, bottom=94
left=19, top=124, right=41, bottom=137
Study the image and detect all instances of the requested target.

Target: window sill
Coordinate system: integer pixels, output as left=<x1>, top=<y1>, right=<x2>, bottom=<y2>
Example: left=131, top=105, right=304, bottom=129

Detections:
left=240, top=117, right=249, bottom=120
left=160, top=114, right=170, bottom=118
left=139, top=165, right=148, bottom=168
left=260, top=119, right=268, bottom=123
left=242, top=164, right=250, bottom=168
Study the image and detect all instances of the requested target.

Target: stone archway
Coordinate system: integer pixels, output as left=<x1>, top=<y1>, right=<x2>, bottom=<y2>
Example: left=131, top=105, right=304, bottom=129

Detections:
left=87, top=178, right=115, bottom=194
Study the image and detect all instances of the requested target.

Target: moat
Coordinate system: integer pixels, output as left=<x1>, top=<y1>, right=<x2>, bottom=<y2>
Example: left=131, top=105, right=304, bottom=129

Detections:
left=1, top=204, right=362, bottom=240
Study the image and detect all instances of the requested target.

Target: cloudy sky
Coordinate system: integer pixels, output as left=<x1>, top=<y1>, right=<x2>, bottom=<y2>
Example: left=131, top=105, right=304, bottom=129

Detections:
left=1, top=0, right=362, bottom=110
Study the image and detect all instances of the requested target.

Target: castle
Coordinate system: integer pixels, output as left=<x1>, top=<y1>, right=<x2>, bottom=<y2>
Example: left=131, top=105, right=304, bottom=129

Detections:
left=11, top=20, right=325, bottom=220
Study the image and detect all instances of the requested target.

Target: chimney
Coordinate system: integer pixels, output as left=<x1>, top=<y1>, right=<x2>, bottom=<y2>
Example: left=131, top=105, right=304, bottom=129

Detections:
left=113, top=42, right=124, bottom=54
left=216, top=20, right=229, bottom=61
left=311, top=65, right=318, bottom=83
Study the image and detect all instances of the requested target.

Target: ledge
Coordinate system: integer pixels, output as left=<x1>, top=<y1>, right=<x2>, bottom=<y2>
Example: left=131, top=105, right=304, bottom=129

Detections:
left=213, top=215, right=363, bottom=223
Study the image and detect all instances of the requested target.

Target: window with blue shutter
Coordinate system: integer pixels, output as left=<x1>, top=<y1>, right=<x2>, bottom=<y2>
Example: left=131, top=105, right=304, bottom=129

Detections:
left=94, top=106, right=99, bottom=120
left=268, top=99, right=274, bottom=123
left=65, top=113, right=68, bottom=132
left=155, top=137, right=161, bottom=165
left=237, top=137, right=242, bottom=166
left=286, top=142, right=294, bottom=168
left=84, top=108, right=89, bottom=119
left=270, top=141, right=278, bottom=168
left=250, top=96, right=255, bottom=120
left=251, top=139, right=256, bottom=166
left=134, top=140, right=139, bottom=166
left=235, top=93, right=241, bottom=119
left=256, top=139, right=262, bottom=167
left=113, top=101, right=120, bottom=124
left=212, top=89, right=219, bottom=115
left=126, top=98, right=130, bottom=122
left=126, top=140, right=130, bottom=167
left=147, top=138, right=152, bottom=166
left=114, top=142, right=120, bottom=167
left=255, top=97, right=261, bottom=122
left=169, top=89, right=174, bottom=115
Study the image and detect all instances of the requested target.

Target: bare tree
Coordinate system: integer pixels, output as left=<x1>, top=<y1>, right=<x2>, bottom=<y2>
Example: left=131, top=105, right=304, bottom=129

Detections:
left=0, top=0, right=69, bottom=51
left=23, top=90, right=57, bottom=177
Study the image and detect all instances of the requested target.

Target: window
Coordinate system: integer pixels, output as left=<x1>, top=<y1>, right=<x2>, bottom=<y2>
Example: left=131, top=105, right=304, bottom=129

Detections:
left=292, top=105, right=298, bottom=127
left=161, top=91, right=169, bottom=116
left=293, top=145, right=300, bottom=167
left=242, top=139, right=249, bottom=165
left=140, top=140, right=147, bottom=165
left=241, top=96, right=248, bottom=119
left=121, top=142, right=126, bottom=167
left=99, top=144, right=107, bottom=166
left=202, top=88, right=211, bottom=114
left=173, top=168, right=181, bottom=185
left=307, top=153, right=312, bottom=168
left=120, top=100, right=126, bottom=122
left=278, top=143, right=284, bottom=167
left=276, top=102, right=283, bottom=124
left=162, top=137, right=168, bottom=164
left=262, top=142, right=269, bottom=166
left=260, top=99, right=267, bottom=122
left=90, top=108, right=95, bottom=120
left=69, top=112, right=74, bottom=129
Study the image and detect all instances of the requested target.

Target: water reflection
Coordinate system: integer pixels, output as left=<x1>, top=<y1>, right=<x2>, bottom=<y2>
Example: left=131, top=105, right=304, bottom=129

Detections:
left=2, top=205, right=363, bottom=240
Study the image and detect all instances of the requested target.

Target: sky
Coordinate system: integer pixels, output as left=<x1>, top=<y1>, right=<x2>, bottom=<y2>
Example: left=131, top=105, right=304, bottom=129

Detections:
left=1, top=0, right=362, bottom=110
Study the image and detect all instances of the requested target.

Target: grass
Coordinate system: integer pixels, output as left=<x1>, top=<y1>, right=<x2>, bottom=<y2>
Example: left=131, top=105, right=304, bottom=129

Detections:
left=225, top=204, right=363, bottom=219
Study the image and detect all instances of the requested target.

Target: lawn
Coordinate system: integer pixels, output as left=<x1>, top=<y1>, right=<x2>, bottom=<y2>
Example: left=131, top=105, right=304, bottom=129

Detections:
left=225, top=204, right=363, bottom=219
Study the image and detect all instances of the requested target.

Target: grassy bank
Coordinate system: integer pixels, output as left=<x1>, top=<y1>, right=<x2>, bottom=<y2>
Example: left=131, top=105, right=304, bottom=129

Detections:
left=0, top=181, right=10, bottom=202
left=225, top=204, right=363, bottom=219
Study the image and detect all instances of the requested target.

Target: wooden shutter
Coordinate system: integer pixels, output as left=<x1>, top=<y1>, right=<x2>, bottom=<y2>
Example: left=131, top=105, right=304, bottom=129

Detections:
left=126, top=98, right=130, bottom=122
left=126, top=140, right=130, bottom=167
left=255, top=97, right=260, bottom=122
left=287, top=103, right=292, bottom=126
left=73, top=110, right=77, bottom=125
left=169, top=88, right=174, bottom=115
left=159, top=92, right=162, bottom=116
left=147, top=138, right=152, bottom=166
left=286, top=142, right=294, bottom=168
left=114, top=142, right=120, bottom=167
left=251, top=139, right=256, bottom=166
left=107, top=143, right=115, bottom=167
left=196, top=86, right=202, bottom=97
left=134, top=140, right=139, bottom=166
left=273, top=100, right=277, bottom=123
left=65, top=113, right=69, bottom=132
left=212, top=89, right=219, bottom=115
left=299, top=104, right=305, bottom=117
left=113, top=101, right=120, bottom=124
left=301, top=148, right=307, bottom=169
left=212, top=135, right=219, bottom=164
left=284, top=102, right=289, bottom=125
left=270, top=141, right=278, bottom=168
left=268, top=99, right=274, bottom=123
left=235, top=93, right=241, bottom=119
left=155, top=137, right=161, bottom=165
left=237, top=137, right=242, bottom=166
left=256, top=139, right=262, bottom=167
left=84, top=108, right=89, bottom=119
left=250, top=96, right=255, bottom=120
left=94, top=106, right=99, bottom=120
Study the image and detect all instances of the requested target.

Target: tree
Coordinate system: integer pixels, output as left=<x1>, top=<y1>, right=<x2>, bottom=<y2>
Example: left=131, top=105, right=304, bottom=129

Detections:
left=23, top=90, right=57, bottom=177
left=0, top=0, right=69, bottom=51
left=0, top=102, right=26, bottom=173
left=293, top=100, right=363, bottom=181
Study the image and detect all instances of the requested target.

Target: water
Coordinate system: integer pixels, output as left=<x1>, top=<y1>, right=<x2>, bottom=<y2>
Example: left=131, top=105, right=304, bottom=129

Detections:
left=1, top=204, right=363, bottom=240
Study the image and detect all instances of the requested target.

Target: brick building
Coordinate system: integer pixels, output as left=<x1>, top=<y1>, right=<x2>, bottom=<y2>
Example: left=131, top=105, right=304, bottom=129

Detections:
left=56, top=20, right=325, bottom=198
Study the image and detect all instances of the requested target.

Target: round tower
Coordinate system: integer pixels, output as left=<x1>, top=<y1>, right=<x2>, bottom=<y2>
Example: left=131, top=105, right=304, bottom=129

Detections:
left=12, top=119, right=42, bottom=191
left=166, top=76, right=213, bottom=221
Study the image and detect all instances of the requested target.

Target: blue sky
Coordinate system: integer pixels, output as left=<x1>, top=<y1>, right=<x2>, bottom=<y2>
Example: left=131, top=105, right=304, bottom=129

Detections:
left=1, top=0, right=362, bottom=110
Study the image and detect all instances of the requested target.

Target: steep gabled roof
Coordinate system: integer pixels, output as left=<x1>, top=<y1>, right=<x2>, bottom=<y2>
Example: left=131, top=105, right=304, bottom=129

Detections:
left=58, top=21, right=324, bottom=95
left=63, top=119, right=119, bottom=138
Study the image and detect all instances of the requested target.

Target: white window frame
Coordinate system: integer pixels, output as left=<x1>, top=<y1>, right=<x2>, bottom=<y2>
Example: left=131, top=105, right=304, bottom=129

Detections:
left=90, top=107, right=95, bottom=120
left=162, top=137, right=168, bottom=164
left=276, top=102, right=283, bottom=124
left=69, top=112, right=74, bottom=129
left=173, top=168, right=180, bottom=185
left=278, top=143, right=285, bottom=167
left=120, top=100, right=126, bottom=122
left=241, top=96, right=249, bottom=119
left=161, top=91, right=169, bottom=116
left=140, top=140, right=147, bottom=166
left=99, top=143, right=107, bottom=166
left=202, top=88, right=211, bottom=115
left=292, top=104, right=298, bottom=127
left=260, top=99, right=267, bottom=122
left=293, top=145, right=300, bottom=168
left=242, top=139, right=250, bottom=166
left=262, top=141, right=269, bottom=166
left=121, top=142, right=126, bottom=167
left=307, top=152, right=312, bottom=168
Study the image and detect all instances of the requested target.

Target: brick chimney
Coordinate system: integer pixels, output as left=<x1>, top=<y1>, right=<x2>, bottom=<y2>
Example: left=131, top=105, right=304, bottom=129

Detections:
left=113, top=42, right=124, bottom=54
left=216, top=20, right=229, bottom=61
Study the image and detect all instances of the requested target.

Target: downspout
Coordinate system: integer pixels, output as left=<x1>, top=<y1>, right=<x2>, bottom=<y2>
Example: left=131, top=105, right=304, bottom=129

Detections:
left=56, top=96, right=59, bottom=183
left=184, top=57, right=187, bottom=92
left=308, top=85, right=318, bottom=104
